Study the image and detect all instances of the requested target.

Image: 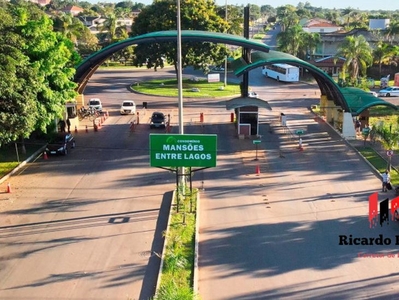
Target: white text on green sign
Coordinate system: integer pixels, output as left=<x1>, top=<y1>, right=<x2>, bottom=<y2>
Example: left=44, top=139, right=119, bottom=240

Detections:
left=150, top=134, right=217, bottom=167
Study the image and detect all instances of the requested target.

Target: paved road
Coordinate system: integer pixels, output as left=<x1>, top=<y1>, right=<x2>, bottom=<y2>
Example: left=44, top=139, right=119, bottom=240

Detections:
left=0, top=69, right=182, bottom=300
left=2, top=66, right=398, bottom=299
left=197, top=85, right=399, bottom=299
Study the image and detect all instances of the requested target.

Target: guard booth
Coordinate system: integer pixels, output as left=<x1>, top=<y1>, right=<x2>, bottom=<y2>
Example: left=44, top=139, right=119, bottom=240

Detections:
left=226, top=97, right=272, bottom=138
left=238, top=106, right=259, bottom=136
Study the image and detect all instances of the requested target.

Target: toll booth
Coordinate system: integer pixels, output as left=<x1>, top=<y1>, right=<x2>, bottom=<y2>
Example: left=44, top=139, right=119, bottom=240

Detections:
left=226, top=97, right=272, bottom=138
left=238, top=106, right=259, bottom=136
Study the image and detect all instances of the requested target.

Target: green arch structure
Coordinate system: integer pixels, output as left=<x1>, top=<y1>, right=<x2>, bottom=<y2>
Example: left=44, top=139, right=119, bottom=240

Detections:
left=74, top=30, right=397, bottom=115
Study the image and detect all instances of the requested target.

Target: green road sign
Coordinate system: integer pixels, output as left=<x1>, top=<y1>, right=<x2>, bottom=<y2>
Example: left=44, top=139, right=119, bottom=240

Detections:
left=253, top=140, right=261, bottom=144
left=295, top=130, right=304, bottom=135
left=150, top=134, right=217, bottom=167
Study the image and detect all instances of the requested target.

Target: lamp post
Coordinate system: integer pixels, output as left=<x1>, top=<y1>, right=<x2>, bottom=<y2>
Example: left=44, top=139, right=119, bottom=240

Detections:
left=177, top=0, right=185, bottom=198
left=223, top=0, right=228, bottom=87
left=177, top=0, right=183, bottom=135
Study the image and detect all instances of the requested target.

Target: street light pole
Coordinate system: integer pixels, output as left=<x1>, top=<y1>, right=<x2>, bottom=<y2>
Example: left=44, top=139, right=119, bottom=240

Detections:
left=177, top=0, right=185, bottom=196
left=177, top=0, right=183, bottom=135
left=223, top=0, right=228, bottom=87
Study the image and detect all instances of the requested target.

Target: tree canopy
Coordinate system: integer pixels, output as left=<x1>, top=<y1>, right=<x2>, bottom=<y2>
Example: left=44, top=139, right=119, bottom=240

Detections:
left=335, top=35, right=373, bottom=82
left=130, top=0, right=229, bottom=73
left=0, top=1, right=79, bottom=146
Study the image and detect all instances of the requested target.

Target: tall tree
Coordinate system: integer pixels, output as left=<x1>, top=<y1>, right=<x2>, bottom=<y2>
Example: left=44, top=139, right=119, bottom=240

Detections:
left=277, top=24, right=320, bottom=59
left=276, top=5, right=298, bottom=32
left=216, top=5, right=243, bottom=35
left=53, top=12, right=86, bottom=44
left=0, top=6, right=39, bottom=145
left=131, top=0, right=229, bottom=74
left=373, top=42, right=399, bottom=77
left=0, top=1, right=79, bottom=145
left=386, top=19, right=399, bottom=44
left=335, top=35, right=373, bottom=83
left=260, top=5, right=275, bottom=19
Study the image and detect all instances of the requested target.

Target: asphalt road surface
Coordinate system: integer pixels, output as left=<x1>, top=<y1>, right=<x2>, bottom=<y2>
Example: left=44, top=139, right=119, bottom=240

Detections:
left=1, top=67, right=398, bottom=300
left=196, top=80, right=399, bottom=299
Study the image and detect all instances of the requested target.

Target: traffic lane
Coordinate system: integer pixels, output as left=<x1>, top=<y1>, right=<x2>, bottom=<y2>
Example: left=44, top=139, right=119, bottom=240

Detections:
left=83, top=67, right=195, bottom=111
left=0, top=119, right=173, bottom=299
left=198, top=109, right=399, bottom=299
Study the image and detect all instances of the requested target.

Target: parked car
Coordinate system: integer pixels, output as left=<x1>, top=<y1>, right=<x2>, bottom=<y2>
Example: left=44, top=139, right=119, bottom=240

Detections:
left=378, top=86, right=399, bottom=97
left=150, top=112, right=166, bottom=129
left=367, top=91, right=378, bottom=97
left=88, top=98, right=103, bottom=112
left=248, top=91, right=259, bottom=98
left=120, top=100, right=136, bottom=115
left=45, top=133, right=75, bottom=156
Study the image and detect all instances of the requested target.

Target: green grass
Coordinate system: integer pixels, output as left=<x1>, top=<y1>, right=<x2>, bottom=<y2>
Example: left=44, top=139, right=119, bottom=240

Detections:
left=369, top=106, right=399, bottom=117
left=356, top=146, right=399, bottom=185
left=155, top=190, right=198, bottom=300
left=0, top=142, right=44, bottom=177
left=252, top=33, right=266, bottom=39
left=132, top=78, right=240, bottom=98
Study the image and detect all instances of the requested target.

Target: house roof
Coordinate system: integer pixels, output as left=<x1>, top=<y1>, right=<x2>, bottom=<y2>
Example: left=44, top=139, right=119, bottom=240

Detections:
left=226, top=97, right=272, bottom=110
left=321, top=28, right=380, bottom=39
left=62, top=5, right=83, bottom=13
left=311, top=56, right=346, bottom=67
left=302, top=18, right=340, bottom=28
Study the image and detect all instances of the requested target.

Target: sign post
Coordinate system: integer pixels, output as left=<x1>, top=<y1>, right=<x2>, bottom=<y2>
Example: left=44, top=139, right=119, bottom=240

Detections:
left=387, top=149, right=394, bottom=172
left=253, top=139, right=261, bottom=160
left=295, top=129, right=305, bottom=150
left=150, top=134, right=217, bottom=167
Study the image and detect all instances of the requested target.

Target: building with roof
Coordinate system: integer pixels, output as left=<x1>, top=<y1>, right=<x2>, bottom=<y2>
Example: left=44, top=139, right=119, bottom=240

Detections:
left=301, top=18, right=342, bottom=34
left=310, top=56, right=346, bottom=77
left=61, top=5, right=84, bottom=16
left=78, top=16, right=106, bottom=34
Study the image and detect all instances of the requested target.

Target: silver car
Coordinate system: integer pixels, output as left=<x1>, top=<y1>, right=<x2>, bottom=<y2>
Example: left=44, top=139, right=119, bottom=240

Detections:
left=378, top=86, right=399, bottom=97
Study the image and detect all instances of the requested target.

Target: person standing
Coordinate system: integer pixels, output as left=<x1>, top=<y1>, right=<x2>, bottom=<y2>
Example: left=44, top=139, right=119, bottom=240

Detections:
left=355, top=119, right=361, bottom=134
left=382, top=170, right=390, bottom=192
left=66, top=118, right=71, bottom=133
left=58, top=119, right=66, bottom=132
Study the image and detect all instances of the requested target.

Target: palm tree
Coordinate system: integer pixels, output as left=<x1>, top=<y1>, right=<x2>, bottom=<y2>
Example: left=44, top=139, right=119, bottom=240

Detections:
left=335, top=35, right=373, bottom=84
left=277, top=24, right=304, bottom=56
left=277, top=24, right=320, bottom=60
left=276, top=5, right=298, bottom=32
left=385, top=19, right=399, bottom=44
left=372, top=120, right=399, bottom=171
left=373, top=41, right=399, bottom=77
left=299, top=31, right=321, bottom=60
left=100, top=12, right=118, bottom=43
left=53, top=12, right=85, bottom=44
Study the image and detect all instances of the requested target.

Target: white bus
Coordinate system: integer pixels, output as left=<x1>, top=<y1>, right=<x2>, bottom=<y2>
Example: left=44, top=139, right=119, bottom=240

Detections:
left=262, top=63, right=299, bottom=82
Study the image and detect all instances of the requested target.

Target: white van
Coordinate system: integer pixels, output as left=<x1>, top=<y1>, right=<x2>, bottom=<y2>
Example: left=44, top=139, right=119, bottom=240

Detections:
left=88, top=98, right=103, bottom=112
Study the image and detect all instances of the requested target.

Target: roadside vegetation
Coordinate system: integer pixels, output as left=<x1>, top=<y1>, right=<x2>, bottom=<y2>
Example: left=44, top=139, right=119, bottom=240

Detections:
left=155, top=189, right=198, bottom=300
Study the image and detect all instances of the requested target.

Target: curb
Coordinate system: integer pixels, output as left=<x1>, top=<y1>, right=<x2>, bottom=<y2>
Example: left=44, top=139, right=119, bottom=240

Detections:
left=0, top=145, right=46, bottom=185
left=193, top=190, right=200, bottom=298
left=154, top=189, right=175, bottom=295
left=312, top=110, right=385, bottom=180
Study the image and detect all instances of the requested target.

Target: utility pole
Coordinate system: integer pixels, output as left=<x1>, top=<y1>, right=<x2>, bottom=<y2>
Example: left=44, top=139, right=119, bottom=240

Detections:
left=223, top=0, right=228, bottom=87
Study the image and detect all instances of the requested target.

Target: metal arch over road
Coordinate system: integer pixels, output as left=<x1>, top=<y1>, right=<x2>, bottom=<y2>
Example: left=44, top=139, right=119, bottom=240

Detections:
left=230, top=50, right=398, bottom=115
left=74, top=30, right=396, bottom=115
left=74, top=30, right=270, bottom=94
